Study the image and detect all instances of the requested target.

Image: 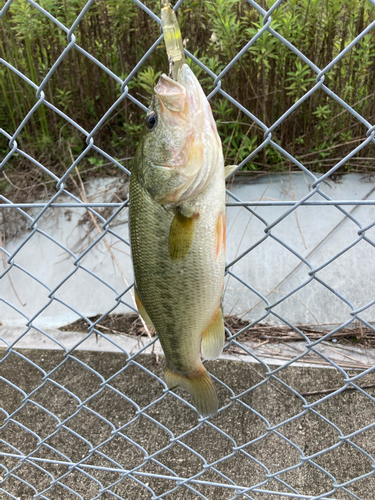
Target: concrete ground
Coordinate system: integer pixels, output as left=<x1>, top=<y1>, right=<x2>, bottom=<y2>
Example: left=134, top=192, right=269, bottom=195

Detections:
left=1, top=349, right=375, bottom=500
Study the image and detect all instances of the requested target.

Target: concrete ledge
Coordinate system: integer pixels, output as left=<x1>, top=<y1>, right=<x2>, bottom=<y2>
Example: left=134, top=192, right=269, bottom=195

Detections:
left=1, top=326, right=374, bottom=370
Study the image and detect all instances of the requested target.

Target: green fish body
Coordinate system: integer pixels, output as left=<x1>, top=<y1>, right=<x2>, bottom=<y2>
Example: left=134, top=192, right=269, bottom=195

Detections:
left=129, top=64, right=225, bottom=416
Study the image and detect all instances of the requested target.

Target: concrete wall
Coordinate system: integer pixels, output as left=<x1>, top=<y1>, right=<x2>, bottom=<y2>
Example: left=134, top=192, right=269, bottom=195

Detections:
left=0, top=173, right=374, bottom=329
left=225, top=173, right=375, bottom=326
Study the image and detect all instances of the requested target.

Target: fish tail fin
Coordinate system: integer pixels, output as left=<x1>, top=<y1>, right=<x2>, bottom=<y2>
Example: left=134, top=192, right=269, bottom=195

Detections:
left=165, top=364, right=218, bottom=417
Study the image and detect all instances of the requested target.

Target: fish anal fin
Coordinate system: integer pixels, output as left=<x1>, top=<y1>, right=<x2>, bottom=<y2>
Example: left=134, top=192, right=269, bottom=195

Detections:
left=169, top=212, right=196, bottom=262
left=134, top=287, right=154, bottom=328
left=165, top=364, right=218, bottom=417
left=201, top=308, right=225, bottom=360
left=225, top=165, right=237, bottom=180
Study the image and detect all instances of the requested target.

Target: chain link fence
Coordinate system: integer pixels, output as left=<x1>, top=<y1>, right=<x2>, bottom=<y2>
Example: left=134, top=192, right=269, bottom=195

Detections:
left=1, top=0, right=375, bottom=499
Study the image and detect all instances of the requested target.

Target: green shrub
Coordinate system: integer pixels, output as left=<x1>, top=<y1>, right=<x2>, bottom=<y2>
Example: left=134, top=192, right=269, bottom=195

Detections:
left=1, top=0, right=375, bottom=198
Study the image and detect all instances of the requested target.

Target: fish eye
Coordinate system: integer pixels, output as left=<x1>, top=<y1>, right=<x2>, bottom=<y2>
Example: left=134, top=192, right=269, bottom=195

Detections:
left=146, top=112, right=158, bottom=130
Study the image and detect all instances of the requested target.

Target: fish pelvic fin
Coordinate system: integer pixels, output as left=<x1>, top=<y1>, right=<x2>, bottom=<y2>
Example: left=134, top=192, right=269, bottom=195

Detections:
left=201, top=307, right=225, bottom=360
left=169, top=211, right=196, bottom=262
left=165, top=364, right=218, bottom=417
left=134, top=286, right=154, bottom=328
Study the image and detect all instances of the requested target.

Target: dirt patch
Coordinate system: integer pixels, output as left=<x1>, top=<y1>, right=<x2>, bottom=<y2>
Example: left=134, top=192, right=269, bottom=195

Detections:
left=60, top=313, right=153, bottom=338
left=59, top=314, right=375, bottom=348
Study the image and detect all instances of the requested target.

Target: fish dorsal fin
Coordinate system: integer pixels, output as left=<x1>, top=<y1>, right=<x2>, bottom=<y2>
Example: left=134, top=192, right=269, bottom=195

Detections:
left=134, top=286, right=154, bottom=328
left=225, top=165, right=238, bottom=180
left=201, top=308, right=225, bottom=360
left=169, top=211, right=196, bottom=262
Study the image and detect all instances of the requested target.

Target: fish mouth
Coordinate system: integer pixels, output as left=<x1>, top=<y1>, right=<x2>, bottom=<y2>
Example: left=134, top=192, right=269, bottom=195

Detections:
left=154, top=64, right=201, bottom=115
left=155, top=73, right=186, bottom=113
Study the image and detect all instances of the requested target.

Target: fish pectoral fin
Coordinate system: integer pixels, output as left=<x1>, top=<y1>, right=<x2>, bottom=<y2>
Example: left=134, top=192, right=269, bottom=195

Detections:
left=201, top=308, right=225, bottom=360
left=169, top=212, right=196, bottom=262
left=224, top=165, right=238, bottom=180
left=134, top=287, right=154, bottom=328
left=165, top=364, right=218, bottom=417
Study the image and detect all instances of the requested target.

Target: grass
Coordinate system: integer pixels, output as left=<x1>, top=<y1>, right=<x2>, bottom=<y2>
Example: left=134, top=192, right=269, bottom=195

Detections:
left=1, top=0, right=375, bottom=201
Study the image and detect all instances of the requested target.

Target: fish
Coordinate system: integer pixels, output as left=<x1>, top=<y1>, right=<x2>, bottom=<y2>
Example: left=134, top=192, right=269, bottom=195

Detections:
left=129, top=3, right=234, bottom=417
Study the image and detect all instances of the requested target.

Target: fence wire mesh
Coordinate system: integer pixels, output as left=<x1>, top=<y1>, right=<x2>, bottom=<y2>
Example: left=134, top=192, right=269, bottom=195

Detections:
left=1, top=0, right=375, bottom=499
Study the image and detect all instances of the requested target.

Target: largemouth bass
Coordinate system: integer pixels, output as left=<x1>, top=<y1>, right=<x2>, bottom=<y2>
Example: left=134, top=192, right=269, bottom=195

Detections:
left=129, top=4, right=232, bottom=417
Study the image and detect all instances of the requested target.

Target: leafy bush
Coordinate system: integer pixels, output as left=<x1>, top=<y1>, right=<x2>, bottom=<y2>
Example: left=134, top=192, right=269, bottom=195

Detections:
left=1, top=0, right=375, bottom=199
